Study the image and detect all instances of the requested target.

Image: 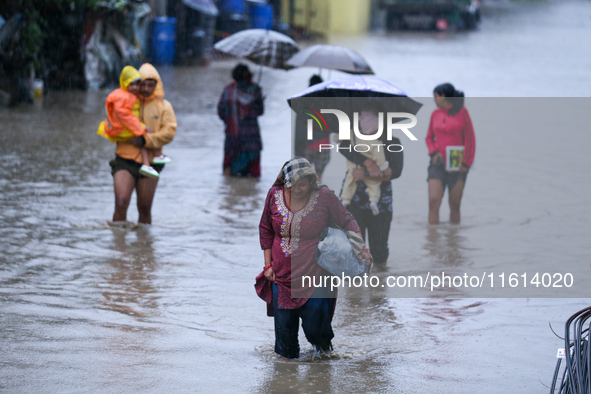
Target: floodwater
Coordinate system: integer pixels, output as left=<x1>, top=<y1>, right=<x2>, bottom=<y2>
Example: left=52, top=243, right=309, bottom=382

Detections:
left=1, top=0, right=591, bottom=392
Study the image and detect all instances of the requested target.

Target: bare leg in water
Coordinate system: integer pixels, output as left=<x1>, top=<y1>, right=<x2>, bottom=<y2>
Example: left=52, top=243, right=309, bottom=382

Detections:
left=136, top=176, right=159, bottom=224
left=448, top=179, right=465, bottom=224
left=113, top=170, right=136, bottom=222
left=112, top=169, right=159, bottom=224
left=428, top=178, right=444, bottom=225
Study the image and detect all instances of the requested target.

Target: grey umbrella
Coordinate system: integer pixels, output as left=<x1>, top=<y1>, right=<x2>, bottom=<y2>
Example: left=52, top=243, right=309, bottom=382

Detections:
left=214, top=29, right=299, bottom=70
left=286, top=44, right=374, bottom=75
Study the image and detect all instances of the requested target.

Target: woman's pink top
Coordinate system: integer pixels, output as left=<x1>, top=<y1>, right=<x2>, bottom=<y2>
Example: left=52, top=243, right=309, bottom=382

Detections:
left=425, top=106, right=476, bottom=167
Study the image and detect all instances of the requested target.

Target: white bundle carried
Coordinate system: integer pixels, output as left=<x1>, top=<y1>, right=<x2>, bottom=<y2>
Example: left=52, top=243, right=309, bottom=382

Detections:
left=315, top=227, right=370, bottom=277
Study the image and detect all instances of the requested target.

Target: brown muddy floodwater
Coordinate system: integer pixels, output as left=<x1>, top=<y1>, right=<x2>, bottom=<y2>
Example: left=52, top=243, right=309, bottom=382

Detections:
left=1, top=0, right=591, bottom=392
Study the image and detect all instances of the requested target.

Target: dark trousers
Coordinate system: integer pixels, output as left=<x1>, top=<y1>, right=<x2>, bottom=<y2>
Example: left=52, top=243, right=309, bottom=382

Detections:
left=347, top=205, right=392, bottom=264
left=223, top=152, right=260, bottom=177
left=272, top=283, right=335, bottom=359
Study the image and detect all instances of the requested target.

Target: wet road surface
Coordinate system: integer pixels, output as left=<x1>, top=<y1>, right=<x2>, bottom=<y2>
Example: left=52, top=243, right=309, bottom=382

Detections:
left=1, top=0, right=591, bottom=392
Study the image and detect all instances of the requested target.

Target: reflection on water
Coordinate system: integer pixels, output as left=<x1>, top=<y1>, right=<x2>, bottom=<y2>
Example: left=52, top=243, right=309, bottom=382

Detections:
left=424, top=225, right=467, bottom=268
left=96, top=225, right=164, bottom=392
left=219, top=177, right=262, bottom=219
left=258, top=361, right=369, bottom=394
left=100, top=225, right=159, bottom=318
left=256, top=298, right=399, bottom=394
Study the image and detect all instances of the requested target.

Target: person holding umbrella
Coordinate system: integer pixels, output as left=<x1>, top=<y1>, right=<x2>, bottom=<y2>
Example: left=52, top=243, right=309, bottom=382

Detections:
left=214, top=29, right=298, bottom=176
left=217, top=63, right=265, bottom=177
left=295, top=74, right=332, bottom=182
left=289, top=76, right=421, bottom=266
left=338, top=102, right=403, bottom=266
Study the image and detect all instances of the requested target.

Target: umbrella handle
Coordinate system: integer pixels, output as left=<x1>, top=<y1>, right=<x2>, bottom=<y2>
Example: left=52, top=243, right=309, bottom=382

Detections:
left=257, top=64, right=263, bottom=84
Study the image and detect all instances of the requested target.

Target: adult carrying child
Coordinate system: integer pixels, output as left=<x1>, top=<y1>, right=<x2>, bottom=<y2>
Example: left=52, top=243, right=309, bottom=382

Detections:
left=97, top=65, right=171, bottom=179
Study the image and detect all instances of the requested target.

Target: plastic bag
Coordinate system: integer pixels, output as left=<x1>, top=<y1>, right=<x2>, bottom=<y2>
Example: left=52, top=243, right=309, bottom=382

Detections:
left=315, top=227, right=369, bottom=277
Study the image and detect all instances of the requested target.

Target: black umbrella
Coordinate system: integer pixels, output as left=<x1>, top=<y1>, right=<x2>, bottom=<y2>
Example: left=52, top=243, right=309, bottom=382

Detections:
left=289, top=76, right=423, bottom=151
left=288, top=75, right=422, bottom=115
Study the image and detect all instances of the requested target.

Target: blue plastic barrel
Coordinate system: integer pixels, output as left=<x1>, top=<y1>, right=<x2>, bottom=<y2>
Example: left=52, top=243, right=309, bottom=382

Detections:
left=151, top=17, right=176, bottom=65
left=221, top=0, right=245, bottom=14
left=250, top=4, right=273, bottom=29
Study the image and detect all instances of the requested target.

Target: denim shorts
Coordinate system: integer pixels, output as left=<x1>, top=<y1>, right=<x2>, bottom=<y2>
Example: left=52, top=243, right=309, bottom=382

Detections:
left=427, top=163, right=467, bottom=191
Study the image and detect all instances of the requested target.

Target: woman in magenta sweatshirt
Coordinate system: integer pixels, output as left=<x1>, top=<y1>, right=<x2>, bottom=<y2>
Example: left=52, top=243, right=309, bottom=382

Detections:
left=426, top=83, right=476, bottom=224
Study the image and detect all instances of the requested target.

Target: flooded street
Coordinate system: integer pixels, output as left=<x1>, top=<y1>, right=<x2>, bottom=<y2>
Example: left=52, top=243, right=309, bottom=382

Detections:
left=2, top=0, right=591, bottom=392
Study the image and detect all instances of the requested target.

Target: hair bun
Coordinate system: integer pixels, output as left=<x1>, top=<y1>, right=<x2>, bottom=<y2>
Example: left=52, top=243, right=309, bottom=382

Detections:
left=455, top=89, right=465, bottom=98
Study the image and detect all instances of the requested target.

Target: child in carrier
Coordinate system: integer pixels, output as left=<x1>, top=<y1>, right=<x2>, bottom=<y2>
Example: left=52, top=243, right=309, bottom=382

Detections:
left=97, top=66, right=171, bottom=178
left=338, top=109, right=389, bottom=216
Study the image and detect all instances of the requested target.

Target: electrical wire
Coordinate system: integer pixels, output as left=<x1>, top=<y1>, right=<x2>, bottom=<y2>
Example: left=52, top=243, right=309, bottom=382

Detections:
left=551, top=306, right=591, bottom=394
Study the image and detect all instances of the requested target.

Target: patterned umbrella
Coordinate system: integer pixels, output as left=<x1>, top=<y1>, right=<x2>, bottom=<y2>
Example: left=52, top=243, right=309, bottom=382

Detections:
left=286, top=45, right=374, bottom=75
left=213, top=29, right=299, bottom=70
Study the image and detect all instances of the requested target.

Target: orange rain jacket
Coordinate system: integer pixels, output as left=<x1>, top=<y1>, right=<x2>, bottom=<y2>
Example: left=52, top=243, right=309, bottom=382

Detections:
left=115, top=63, right=177, bottom=164
left=98, top=66, right=145, bottom=142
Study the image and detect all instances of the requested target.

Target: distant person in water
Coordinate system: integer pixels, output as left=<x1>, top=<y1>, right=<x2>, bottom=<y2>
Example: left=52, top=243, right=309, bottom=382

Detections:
left=217, top=63, right=265, bottom=177
left=108, top=63, right=177, bottom=224
left=338, top=101, right=403, bottom=266
left=97, top=66, right=166, bottom=179
left=256, top=157, right=371, bottom=359
left=309, top=74, right=323, bottom=86
left=426, top=83, right=476, bottom=224
left=337, top=104, right=390, bottom=216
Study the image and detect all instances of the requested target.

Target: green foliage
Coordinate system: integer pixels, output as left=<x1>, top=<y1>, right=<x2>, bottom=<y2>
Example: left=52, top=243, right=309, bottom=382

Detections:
left=20, top=8, right=45, bottom=63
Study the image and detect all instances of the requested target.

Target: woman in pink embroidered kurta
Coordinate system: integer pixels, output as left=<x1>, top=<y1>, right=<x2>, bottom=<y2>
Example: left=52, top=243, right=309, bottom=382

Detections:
left=256, top=157, right=366, bottom=359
